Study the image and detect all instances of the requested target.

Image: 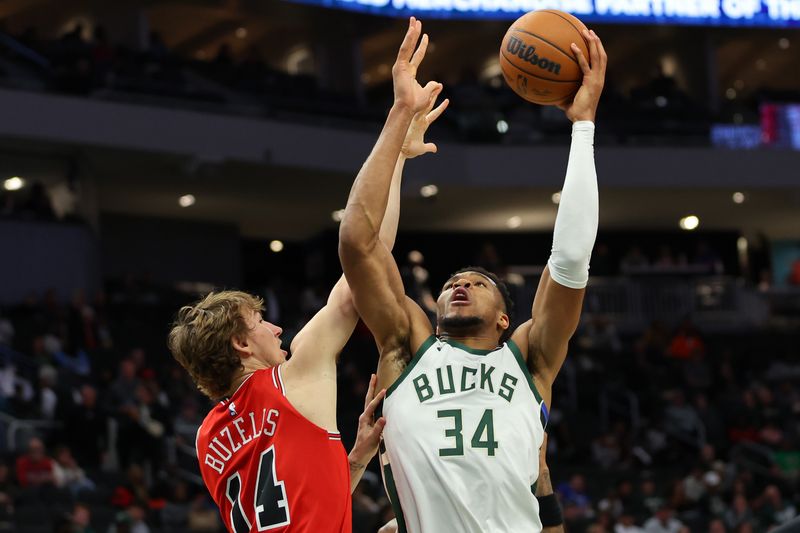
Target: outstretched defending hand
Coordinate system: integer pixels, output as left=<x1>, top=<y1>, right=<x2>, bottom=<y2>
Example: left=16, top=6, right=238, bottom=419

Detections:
left=402, top=84, right=449, bottom=159
left=559, top=29, right=607, bottom=123
left=393, top=17, right=443, bottom=115
left=349, top=374, right=387, bottom=467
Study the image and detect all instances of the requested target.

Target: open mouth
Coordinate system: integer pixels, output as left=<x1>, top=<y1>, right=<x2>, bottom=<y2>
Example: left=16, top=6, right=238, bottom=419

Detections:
left=452, top=287, right=470, bottom=305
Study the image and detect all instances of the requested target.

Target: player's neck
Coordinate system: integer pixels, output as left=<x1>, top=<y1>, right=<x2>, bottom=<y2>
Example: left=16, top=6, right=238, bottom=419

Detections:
left=438, top=331, right=501, bottom=351
left=226, top=359, right=271, bottom=397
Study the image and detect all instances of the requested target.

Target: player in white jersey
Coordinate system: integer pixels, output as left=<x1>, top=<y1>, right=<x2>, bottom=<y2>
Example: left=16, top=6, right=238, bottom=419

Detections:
left=339, top=17, right=606, bottom=533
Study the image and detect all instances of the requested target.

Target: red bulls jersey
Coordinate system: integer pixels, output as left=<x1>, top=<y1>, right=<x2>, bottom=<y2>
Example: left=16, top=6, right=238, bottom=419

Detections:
left=197, top=365, right=352, bottom=533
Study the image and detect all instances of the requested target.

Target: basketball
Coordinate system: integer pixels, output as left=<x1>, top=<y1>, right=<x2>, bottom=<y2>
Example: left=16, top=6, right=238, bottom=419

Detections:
left=500, top=10, right=590, bottom=105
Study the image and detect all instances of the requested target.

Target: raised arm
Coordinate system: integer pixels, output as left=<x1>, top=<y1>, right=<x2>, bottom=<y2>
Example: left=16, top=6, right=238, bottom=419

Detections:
left=339, top=18, right=441, bottom=372
left=287, top=155, right=405, bottom=369
left=513, top=30, right=606, bottom=391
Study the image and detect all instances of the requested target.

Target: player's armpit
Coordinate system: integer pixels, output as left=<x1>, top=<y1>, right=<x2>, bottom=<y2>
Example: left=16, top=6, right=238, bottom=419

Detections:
left=528, top=266, right=585, bottom=387
left=372, top=295, right=434, bottom=389
left=287, top=276, right=358, bottom=376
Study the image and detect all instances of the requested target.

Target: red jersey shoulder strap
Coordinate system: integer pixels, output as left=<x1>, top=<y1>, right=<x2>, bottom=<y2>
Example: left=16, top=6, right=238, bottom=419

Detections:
left=269, top=365, right=286, bottom=396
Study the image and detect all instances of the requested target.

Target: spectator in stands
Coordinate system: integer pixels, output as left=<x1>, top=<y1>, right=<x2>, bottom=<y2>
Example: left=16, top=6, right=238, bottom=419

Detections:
left=708, top=518, right=727, bottom=532
left=116, top=379, right=169, bottom=470
left=593, top=432, right=622, bottom=469
left=186, top=494, right=221, bottom=531
left=663, top=390, right=702, bottom=441
left=620, top=246, right=649, bottom=273
left=70, top=502, right=95, bottom=533
left=632, top=479, right=665, bottom=522
left=695, top=396, right=728, bottom=450
left=400, top=250, right=437, bottom=319
left=724, top=494, right=753, bottom=531
left=615, top=514, right=644, bottom=533
left=667, top=320, right=705, bottom=360
left=0, top=355, right=17, bottom=412
left=36, top=364, right=58, bottom=419
left=110, top=503, right=150, bottom=533
left=0, top=463, right=15, bottom=530
left=754, top=485, right=797, bottom=529
left=110, top=358, right=139, bottom=464
left=53, top=445, right=95, bottom=495
left=558, top=474, right=594, bottom=521
left=15, top=436, right=56, bottom=488
left=680, top=465, right=708, bottom=507
left=653, top=246, right=679, bottom=269
left=643, top=505, right=687, bottom=533
left=62, top=384, right=107, bottom=468
left=160, top=481, right=191, bottom=531
left=578, top=314, right=622, bottom=355
left=8, top=380, right=36, bottom=418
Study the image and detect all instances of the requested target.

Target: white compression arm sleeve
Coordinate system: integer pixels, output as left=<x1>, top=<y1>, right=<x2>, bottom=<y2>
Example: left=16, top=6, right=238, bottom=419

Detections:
left=546, top=121, right=599, bottom=289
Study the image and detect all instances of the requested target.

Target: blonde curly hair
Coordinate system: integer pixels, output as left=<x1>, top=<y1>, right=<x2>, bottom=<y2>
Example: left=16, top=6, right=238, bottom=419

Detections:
left=168, top=291, right=264, bottom=399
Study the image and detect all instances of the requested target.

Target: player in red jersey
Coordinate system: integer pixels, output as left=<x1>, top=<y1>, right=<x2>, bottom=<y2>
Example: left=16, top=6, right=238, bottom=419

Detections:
left=167, top=68, right=445, bottom=532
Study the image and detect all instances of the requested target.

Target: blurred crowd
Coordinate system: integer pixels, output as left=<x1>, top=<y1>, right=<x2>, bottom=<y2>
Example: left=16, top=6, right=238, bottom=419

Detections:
left=0, top=22, right=760, bottom=144
left=0, top=259, right=796, bottom=533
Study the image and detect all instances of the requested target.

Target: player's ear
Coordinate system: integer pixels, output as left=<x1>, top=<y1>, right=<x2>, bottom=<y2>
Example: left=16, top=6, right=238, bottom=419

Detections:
left=497, top=311, right=509, bottom=333
left=231, top=335, right=251, bottom=356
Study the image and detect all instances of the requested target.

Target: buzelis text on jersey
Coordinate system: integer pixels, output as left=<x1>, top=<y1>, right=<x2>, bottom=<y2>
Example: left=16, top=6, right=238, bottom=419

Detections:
left=204, top=408, right=280, bottom=474
left=412, top=363, right=519, bottom=404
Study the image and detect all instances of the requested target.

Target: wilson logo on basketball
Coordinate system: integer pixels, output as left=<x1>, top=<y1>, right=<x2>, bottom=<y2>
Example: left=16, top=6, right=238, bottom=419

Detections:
left=506, top=35, right=562, bottom=76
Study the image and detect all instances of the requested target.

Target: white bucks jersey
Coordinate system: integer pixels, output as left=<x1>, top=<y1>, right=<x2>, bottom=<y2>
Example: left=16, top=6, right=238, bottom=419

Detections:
left=381, top=336, right=549, bottom=533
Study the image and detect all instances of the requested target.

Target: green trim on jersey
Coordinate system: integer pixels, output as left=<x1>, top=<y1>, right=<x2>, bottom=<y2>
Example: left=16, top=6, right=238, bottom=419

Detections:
left=386, top=335, right=437, bottom=398
left=506, top=339, right=545, bottom=406
left=383, top=463, right=408, bottom=533
left=440, top=338, right=498, bottom=356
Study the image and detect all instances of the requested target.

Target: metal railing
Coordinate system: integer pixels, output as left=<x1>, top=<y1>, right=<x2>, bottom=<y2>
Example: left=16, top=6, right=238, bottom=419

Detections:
left=599, top=386, right=641, bottom=433
left=0, top=411, right=61, bottom=452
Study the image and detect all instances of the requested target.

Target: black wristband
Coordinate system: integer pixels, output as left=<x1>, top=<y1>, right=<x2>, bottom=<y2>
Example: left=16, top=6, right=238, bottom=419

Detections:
left=537, top=493, right=564, bottom=527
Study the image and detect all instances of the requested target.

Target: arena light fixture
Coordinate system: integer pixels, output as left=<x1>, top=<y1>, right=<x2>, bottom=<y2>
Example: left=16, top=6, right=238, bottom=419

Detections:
left=420, top=184, right=438, bottom=198
left=732, top=192, right=745, bottom=204
left=506, top=216, right=522, bottom=229
left=496, top=120, right=509, bottom=134
left=551, top=191, right=562, bottom=205
left=679, top=215, right=700, bottom=231
left=737, top=237, right=748, bottom=252
left=178, top=194, right=196, bottom=207
left=331, top=209, right=345, bottom=222
left=3, top=176, right=25, bottom=191
left=270, top=240, right=284, bottom=253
